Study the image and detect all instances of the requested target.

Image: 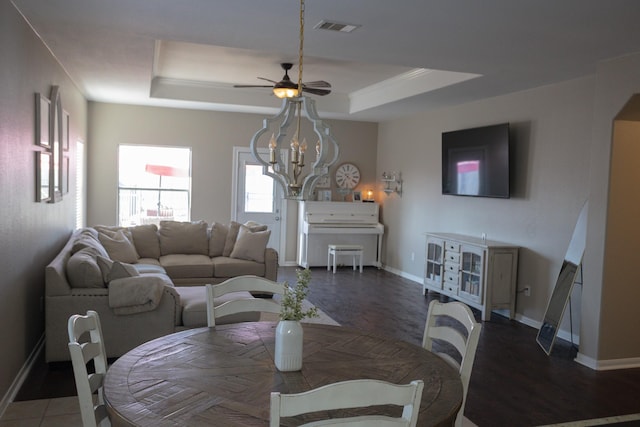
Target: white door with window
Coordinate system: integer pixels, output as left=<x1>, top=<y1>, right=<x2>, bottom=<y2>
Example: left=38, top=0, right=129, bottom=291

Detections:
left=232, top=147, right=285, bottom=259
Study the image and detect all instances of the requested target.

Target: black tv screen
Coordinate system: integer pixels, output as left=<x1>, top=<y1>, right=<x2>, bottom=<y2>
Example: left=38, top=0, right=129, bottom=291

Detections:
left=442, top=123, right=510, bottom=198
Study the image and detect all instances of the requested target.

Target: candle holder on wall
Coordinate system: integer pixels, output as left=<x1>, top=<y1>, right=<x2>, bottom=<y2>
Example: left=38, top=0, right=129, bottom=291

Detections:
left=381, top=172, right=402, bottom=196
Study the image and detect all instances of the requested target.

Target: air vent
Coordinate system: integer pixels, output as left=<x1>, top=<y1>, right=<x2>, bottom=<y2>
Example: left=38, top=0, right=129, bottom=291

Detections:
left=314, top=20, right=360, bottom=33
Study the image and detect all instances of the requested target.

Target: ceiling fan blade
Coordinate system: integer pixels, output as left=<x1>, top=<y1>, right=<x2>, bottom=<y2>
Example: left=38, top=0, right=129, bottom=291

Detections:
left=233, top=84, right=274, bottom=88
left=302, top=87, right=331, bottom=96
left=257, top=77, right=278, bottom=84
left=302, top=80, right=331, bottom=88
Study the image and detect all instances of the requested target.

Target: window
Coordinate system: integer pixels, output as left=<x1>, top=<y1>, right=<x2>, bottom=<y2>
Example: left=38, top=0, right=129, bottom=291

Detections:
left=244, top=164, right=274, bottom=213
left=75, top=141, right=85, bottom=229
left=118, top=145, right=191, bottom=226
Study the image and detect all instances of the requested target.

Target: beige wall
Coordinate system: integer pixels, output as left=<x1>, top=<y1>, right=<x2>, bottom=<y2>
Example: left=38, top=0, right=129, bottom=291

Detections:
left=87, top=102, right=377, bottom=264
left=600, top=103, right=640, bottom=360
left=377, top=77, right=603, bottom=363
left=377, top=76, right=594, bottom=329
left=0, top=1, right=87, bottom=403
left=581, top=53, right=640, bottom=365
left=378, top=53, right=640, bottom=365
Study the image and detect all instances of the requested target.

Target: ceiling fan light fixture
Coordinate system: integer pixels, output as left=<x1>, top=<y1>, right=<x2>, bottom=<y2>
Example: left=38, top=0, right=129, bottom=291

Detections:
left=273, top=83, right=300, bottom=99
left=249, top=0, right=340, bottom=200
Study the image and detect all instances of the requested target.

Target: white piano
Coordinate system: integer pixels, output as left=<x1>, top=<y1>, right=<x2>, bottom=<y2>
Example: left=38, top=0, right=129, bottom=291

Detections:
left=297, top=201, right=384, bottom=268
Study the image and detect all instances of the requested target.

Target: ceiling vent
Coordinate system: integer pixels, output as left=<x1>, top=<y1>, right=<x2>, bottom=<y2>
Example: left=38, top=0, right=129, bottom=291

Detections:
left=314, top=20, right=360, bottom=33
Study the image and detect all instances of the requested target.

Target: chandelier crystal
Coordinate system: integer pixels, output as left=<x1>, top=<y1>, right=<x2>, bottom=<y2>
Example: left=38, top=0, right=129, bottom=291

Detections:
left=249, top=0, right=339, bottom=200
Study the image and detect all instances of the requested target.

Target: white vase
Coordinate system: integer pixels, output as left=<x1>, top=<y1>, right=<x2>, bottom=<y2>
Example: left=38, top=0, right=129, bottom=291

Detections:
left=274, top=320, right=303, bottom=371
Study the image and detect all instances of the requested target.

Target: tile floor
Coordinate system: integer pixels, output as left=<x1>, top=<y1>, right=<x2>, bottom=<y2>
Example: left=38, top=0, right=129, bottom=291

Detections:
left=0, top=396, right=83, bottom=426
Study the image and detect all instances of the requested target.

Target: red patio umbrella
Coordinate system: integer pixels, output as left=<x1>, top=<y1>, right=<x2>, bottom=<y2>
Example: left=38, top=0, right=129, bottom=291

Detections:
left=145, top=164, right=188, bottom=213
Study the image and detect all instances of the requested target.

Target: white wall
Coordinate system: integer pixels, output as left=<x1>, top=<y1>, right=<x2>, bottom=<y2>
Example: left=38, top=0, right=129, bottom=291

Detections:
left=0, top=1, right=87, bottom=403
left=378, top=54, right=640, bottom=366
left=377, top=76, right=595, bottom=345
left=580, top=53, right=640, bottom=366
left=87, top=102, right=377, bottom=264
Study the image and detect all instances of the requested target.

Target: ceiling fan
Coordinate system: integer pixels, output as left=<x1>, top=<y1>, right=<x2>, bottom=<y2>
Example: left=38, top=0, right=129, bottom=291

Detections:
left=233, top=63, right=331, bottom=97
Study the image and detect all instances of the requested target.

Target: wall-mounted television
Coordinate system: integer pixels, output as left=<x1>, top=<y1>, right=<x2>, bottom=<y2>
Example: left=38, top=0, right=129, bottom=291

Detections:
left=441, top=123, right=511, bottom=198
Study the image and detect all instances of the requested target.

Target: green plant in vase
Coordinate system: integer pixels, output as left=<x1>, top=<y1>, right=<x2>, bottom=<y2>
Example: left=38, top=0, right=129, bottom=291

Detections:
left=279, top=268, right=319, bottom=321
left=275, top=269, right=318, bottom=371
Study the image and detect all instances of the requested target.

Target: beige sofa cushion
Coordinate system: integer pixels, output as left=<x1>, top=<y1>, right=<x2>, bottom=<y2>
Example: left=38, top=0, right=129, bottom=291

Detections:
left=67, top=248, right=105, bottom=288
left=159, top=254, right=213, bottom=278
left=230, top=226, right=271, bottom=263
left=97, top=229, right=140, bottom=263
left=209, top=222, right=228, bottom=257
left=129, top=224, right=161, bottom=259
left=175, top=287, right=260, bottom=327
left=159, top=220, right=208, bottom=255
left=212, top=257, right=265, bottom=278
left=133, top=263, right=166, bottom=275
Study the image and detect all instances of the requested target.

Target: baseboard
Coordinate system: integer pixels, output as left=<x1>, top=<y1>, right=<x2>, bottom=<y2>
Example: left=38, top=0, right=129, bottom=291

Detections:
left=0, top=333, right=45, bottom=418
left=280, top=261, right=300, bottom=267
left=382, top=265, right=423, bottom=285
left=576, top=352, right=640, bottom=370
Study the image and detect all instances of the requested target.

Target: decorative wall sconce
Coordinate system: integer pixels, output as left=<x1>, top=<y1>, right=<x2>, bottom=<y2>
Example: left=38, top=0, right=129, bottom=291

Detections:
left=381, top=171, right=402, bottom=196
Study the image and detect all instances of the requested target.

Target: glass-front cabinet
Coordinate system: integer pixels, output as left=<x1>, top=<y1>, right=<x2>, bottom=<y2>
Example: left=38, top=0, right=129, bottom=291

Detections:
left=460, top=246, right=483, bottom=303
left=423, top=233, right=519, bottom=321
left=424, top=238, right=444, bottom=289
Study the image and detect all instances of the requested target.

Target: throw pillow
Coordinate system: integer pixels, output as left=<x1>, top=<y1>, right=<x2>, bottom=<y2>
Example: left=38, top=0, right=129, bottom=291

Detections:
left=158, top=220, right=208, bottom=255
left=71, top=234, right=110, bottom=259
left=209, top=222, right=229, bottom=257
left=67, top=248, right=105, bottom=288
left=96, top=255, right=114, bottom=283
left=108, top=261, right=140, bottom=281
left=223, top=221, right=268, bottom=257
left=96, top=256, right=140, bottom=282
left=222, top=221, right=242, bottom=257
left=230, top=226, right=271, bottom=263
left=98, top=229, right=140, bottom=263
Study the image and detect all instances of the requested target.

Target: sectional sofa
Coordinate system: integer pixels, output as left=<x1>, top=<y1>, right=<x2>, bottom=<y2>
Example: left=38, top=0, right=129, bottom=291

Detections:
left=45, top=220, right=278, bottom=362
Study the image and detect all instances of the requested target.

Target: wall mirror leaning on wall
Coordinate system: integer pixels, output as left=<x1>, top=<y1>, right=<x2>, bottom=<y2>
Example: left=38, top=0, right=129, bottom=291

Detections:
left=537, top=201, right=588, bottom=355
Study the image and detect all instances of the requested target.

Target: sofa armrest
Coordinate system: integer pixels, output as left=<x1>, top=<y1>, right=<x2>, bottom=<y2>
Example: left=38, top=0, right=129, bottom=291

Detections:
left=264, top=248, right=278, bottom=281
left=45, top=285, right=181, bottom=362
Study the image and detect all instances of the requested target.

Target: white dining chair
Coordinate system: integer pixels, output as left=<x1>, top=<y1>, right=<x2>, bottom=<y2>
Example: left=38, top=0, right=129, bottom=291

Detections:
left=270, top=378, right=424, bottom=427
left=422, top=300, right=481, bottom=427
left=206, top=275, right=285, bottom=327
left=67, top=310, right=111, bottom=427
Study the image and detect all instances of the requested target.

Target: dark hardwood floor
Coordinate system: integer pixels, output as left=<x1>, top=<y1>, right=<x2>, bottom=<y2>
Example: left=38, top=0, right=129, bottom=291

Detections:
left=17, top=266, right=640, bottom=426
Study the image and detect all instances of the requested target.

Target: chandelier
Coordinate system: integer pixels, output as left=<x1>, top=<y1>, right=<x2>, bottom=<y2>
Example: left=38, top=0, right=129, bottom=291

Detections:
left=249, top=0, right=339, bottom=200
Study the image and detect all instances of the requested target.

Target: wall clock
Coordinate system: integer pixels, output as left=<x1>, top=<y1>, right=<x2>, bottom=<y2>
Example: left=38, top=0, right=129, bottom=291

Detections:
left=335, top=163, right=361, bottom=189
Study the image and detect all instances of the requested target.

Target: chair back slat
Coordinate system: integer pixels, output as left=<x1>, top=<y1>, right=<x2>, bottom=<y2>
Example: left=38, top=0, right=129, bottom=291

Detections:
left=271, top=379, right=424, bottom=427
left=422, top=300, right=481, bottom=427
left=68, top=310, right=110, bottom=427
left=207, top=275, right=285, bottom=327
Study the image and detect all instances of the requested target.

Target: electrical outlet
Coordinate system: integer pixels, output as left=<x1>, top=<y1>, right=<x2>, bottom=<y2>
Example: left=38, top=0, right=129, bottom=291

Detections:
left=524, top=286, right=531, bottom=297
left=411, top=252, right=415, bottom=261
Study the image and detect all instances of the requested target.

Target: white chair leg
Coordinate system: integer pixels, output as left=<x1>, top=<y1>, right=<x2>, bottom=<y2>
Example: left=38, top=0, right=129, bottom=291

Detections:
left=327, top=248, right=331, bottom=271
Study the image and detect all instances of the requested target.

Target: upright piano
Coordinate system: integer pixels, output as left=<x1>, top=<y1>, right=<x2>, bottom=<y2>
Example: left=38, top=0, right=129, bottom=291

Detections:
left=297, top=201, right=384, bottom=268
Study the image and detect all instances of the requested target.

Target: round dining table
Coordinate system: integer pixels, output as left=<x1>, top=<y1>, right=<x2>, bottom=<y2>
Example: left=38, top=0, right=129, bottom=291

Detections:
left=103, top=322, right=462, bottom=427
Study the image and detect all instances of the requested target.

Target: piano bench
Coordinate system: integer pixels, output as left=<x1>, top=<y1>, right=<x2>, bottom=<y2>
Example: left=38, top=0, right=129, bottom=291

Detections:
left=327, top=244, right=363, bottom=274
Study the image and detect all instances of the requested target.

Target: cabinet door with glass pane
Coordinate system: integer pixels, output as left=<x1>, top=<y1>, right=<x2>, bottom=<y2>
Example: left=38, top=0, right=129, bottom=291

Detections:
left=459, top=245, right=484, bottom=303
left=424, top=237, right=444, bottom=293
